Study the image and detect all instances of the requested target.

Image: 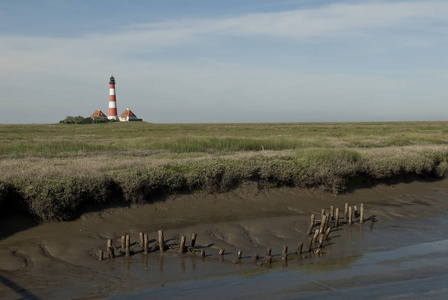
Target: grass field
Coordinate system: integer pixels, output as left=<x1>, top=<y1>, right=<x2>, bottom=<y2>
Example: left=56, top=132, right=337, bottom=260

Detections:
left=1, top=121, right=448, bottom=220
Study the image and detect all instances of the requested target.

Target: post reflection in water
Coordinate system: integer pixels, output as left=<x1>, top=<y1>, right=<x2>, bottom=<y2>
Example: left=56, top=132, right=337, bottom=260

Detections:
left=143, top=254, right=148, bottom=271
left=158, top=254, right=164, bottom=275
left=180, top=256, right=185, bottom=273
left=125, top=257, right=130, bottom=276
left=191, top=256, right=196, bottom=271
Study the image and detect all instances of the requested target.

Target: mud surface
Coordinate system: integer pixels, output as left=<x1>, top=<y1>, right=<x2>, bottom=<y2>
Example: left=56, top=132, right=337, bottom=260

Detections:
left=1, top=179, right=448, bottom=299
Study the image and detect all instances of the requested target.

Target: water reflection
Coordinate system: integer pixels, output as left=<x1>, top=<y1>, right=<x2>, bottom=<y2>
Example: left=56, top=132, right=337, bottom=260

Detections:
left=158, top=254, right=163, bottom=275
left=180, top=257, right=185, bottom=273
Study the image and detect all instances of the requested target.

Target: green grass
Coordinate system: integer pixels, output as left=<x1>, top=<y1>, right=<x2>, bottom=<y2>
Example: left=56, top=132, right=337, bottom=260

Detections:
left=2, top=121, right=448, bottom=220
left=1, top=121, right=448, bottom=158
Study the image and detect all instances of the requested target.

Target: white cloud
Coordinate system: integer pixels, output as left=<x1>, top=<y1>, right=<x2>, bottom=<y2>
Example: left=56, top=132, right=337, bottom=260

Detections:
left=126, top=1, right=448, bottom=39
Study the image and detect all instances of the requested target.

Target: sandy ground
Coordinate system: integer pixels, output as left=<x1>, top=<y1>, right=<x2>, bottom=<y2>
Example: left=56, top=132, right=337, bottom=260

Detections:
left=1, top=178, right=448, bottom=299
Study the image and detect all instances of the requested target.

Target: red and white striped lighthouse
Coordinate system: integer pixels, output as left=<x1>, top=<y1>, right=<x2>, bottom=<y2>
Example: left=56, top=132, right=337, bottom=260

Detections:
left=108, top=75, right=118, bottom=120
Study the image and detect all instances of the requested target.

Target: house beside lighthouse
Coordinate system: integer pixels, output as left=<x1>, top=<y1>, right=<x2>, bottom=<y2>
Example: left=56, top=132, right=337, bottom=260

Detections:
left=90, top=109, right=107, bottom=119
left=120, top=108, right=142, bottom=122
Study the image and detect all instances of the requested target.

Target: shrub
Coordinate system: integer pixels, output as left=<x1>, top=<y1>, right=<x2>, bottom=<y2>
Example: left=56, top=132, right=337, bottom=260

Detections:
left=59, top=116, right=94, bottom=124
left=16, top=176, right=114, bottom=220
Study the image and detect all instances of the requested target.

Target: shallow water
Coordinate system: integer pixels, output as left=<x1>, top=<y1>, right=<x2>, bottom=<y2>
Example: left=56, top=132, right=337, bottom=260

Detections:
left=109, top=215, right=448, bottom=299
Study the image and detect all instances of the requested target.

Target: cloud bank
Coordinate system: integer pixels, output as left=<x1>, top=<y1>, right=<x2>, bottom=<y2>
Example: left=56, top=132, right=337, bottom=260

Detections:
left=1, top=1, right=448, bottom=123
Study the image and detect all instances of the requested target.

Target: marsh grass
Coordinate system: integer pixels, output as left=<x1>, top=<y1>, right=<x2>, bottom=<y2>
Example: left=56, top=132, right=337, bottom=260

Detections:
left=2, top=121, right=448, bottom=220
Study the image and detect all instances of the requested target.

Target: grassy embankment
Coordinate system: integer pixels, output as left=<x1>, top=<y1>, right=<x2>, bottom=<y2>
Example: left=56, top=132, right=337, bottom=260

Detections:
left=1, top=121, right=448, bottom=221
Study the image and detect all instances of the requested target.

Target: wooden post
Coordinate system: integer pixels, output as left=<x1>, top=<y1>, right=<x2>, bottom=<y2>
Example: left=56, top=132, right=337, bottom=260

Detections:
left=344, top=203, right=348, bottom=222
left=98, top=250, right=103, bottom=261
left=306, top=235, right=313, bottom=252
left=307, top=214, right=315, bottom=235
left=219, top=249, right=225, bottom=256
left=191, top=233, right=197, bottom=249
left=125, top=234, right=130, bottom=257
left=330, top=206, right=334, bottom=220
left=158, top=230, right=165, bottom=252
left=296, top=242, right=303, bottom=255
left=266, top=247, right=272, bottom=256
left=265, top=255, right=272, bottom=264
left=237, top=250, right=242, bottom=260
left=324, top=227, right=332, bottom=241
left=312, top=229, right=319, bottom=248
left=201, top=250, right=205, bottom=257
left=348, top=206, right=352, bottom=225
left=354, top=205, right=358, bottom=218
left=179, top=235, right=186, bottom=254
left=253, top=253, right=259, bottom=261
left=370, top=214, right=375, bottom=224
left=360, top=203, right=364, bottom=224
left=318, top=231, right=325, bottom=248
left=319, top=215, right=327, bottom=234
left=121, top=236, right=125, bottom=252
left=107, top=239, right=115, bottom=259
left=282, top=245, right=288, bottom=260
left=335, top=207, right=339, bottom=227
left=321, top=209, right=325, bottom=224
left=144, top=234, right=148, bottom=254
left=325, top=213, right=330, bottom=231
left=139, top=232, right=144, bottom=248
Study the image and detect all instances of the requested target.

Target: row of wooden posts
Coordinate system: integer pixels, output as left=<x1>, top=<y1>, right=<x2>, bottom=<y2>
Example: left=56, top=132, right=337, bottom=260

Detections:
left=99, top=202, right=373, bottom=264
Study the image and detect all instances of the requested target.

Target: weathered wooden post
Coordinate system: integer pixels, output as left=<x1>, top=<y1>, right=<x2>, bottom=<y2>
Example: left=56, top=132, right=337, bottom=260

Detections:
left=348, top=206, right=353, bottom=225
left=201, top=250, right=206, bottom=257
left=253, top=253, right=259, bottom=261
left=265, top=254, right=272, bottom=264
left=324, top=227, right=332, bottom=241
left=107, top=239, right=115, bottom=259
left=282, top=246, right=288, bottom=261
left=344, top=203, right=348, bottom=222
left=237, top=250, right=242, bottom=260
left=144, top=234, right=149, bottom=254
left=158, top=230, right=165, bottom=252
left=307, top=235, right=313, bottom=252
left=319, top=215, right=327, bottom=234
left=330, top=206, right=334, bottom=220
left=266, top=247, right=272, bottom=256
left=179, top=235, right=186, bottom=254
left=191, top=233, right=197, bottom=249
left=360, top=203, right=364, bottom=224
left=354, top=205, right=358, bottom=218
left=312, top=229, right=319, bottom=248
left=99, top=250, right=103, bottom=261
left=296, top=242, right=303, bottom=255
left=307, top=214, right=315, bottom=235
left=321, top=209, right=325, bottom=224
left=219, top=249, right=225, bottom=256
left=139, top=232, right=144, bottom=248
left=325, top=213, right=330, bottom=231
left=121, top=236, right=125, bottom=252
left=125, top=235, right=131, bottom=257
left=334, top=207, right=339, bottom=227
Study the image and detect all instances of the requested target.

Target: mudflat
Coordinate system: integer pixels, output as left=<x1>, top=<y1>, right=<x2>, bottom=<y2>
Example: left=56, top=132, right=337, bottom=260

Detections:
left=1, top=178, right=448, bottom=299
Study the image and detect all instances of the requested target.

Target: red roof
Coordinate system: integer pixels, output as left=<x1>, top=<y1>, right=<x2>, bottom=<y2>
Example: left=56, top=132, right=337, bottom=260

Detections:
left=120, top=108, right=137, bottom=118
left=90, top=109, right=107, bottom=118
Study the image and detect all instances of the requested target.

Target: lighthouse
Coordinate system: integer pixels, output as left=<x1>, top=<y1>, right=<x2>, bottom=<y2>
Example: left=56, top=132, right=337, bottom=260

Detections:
left=108, top=75, right=118, bottom=120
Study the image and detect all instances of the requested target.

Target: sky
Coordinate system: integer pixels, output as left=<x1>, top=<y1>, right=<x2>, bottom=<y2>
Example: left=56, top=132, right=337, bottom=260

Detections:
left=1, top=0, right=448, bottom=124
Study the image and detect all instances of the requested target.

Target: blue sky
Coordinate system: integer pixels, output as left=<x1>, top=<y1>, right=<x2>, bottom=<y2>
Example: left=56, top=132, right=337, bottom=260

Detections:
left=1, top=0, right=447, bottom=124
